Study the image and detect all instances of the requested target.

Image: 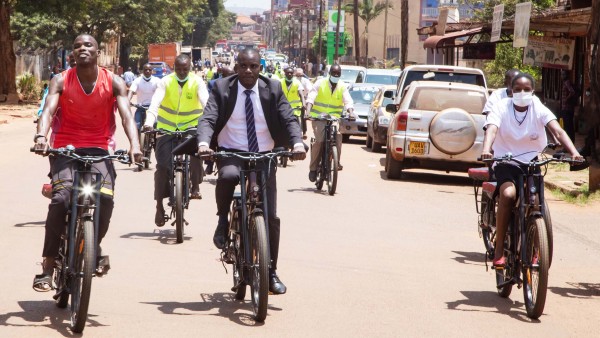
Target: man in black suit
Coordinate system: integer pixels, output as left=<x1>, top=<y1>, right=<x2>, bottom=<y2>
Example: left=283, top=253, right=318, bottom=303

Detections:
left=197, top=48, right=306, bottom=295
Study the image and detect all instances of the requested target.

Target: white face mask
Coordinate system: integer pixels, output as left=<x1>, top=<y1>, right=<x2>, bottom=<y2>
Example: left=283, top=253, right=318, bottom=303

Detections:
left=329, top=75, right=340, bottom=84
left=513, top=91, right=533, bottom=108
left=176, top=74, right=189, bottom=82
left=143, top=75, right=152, bottom=81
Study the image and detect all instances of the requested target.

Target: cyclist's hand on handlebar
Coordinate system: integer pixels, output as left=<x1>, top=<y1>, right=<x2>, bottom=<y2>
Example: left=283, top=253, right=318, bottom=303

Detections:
left=571, top=154, right=584, bottom=163
left=291, top=144, right=306, bottom=161
left=198, top=144, right=214, bottom=158
left=130, top=146, right=143, bottom=164
left=480, top=151, right=493, bottom=161
left=142, top=125, right=153, bottom=132
left=33, top=136, right=49, bottom=155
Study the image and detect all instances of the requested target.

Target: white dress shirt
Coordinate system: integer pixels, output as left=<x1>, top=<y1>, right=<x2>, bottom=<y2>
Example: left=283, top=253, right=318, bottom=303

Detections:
left=306, top=77, right=354, bottom=111
left=145, top=73, right=209, bottom=127
left=216, top=81, right=275, bottom=152
left=129, top=76, right=160, bottom=106
left=482, top=87, right=509, bottom=114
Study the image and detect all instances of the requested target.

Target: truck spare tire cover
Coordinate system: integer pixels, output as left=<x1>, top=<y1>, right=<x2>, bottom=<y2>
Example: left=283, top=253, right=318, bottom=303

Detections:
left=429, top=108, right=476, bottom=155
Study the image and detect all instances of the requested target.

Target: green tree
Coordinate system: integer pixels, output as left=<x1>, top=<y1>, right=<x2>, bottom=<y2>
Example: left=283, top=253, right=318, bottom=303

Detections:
left=0, top=0, right=17, bottom=101
left=345, top=0, right=392, bottom=66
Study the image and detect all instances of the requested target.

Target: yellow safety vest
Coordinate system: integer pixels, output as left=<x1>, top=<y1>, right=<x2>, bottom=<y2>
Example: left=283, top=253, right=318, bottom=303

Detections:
left=156, top=74, right=204, bottom=131
left=281, top=79, right=302, bottom=115
left=310, top=78, right=345, bottom=118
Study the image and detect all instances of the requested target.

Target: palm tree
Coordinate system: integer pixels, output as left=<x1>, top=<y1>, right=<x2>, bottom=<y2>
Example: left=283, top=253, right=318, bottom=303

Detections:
left=345, top=0, right=392, bottom=66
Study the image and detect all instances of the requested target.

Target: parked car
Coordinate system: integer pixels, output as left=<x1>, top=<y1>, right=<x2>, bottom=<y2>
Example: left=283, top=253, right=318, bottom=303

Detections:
left=218, top=52, right=232, bottom=65
left=364, top=68, right=402, bottom=85
left=339, top=83, right=381, bottom=142
left=394, top=65, right=487, bottom=104
left=148, top=61, right=172, bottom=78
left=325, top=65, right=367, bottom=84
left=366, top=85, right=396, bottom=152
left=385, top=81, right=488, bottom=179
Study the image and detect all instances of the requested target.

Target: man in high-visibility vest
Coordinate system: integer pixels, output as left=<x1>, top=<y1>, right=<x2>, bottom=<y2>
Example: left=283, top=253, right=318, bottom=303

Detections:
left=145, top=54, right=209, bottom=227
left=281, top=67, right=305, bottom=126
left=305, top=64, right=354, bottom=182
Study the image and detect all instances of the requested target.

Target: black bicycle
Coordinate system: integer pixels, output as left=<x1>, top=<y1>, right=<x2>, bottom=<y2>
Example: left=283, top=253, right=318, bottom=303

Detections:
left=279, top=107, right=303, bottom=169
left=31, top=145, right=134, bottom=333
left=468, top=150, right=581, bottom=319
left=144, top=128, right=198, bottom=243
left=131, top=103, right=154, bottom=170
left=308, top=114, right=348, bottom=195
left=210, top=150, right=291, bottom=322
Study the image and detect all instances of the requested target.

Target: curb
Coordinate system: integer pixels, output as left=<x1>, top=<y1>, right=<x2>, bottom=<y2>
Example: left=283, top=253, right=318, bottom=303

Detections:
left=544, top=179, right=582, bottom=197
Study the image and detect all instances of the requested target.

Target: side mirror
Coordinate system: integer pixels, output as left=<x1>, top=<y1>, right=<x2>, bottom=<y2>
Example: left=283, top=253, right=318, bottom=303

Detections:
left=386, top=103, right=398, bottom=113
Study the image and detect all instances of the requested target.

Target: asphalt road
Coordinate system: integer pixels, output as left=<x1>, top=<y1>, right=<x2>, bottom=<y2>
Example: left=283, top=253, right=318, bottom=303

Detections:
left=1, top=117, right=599, bottom=337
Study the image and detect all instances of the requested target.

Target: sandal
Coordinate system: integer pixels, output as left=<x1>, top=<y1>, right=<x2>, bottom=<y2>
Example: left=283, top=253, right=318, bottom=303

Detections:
left=33, top=273, right=53, bottom=292
left=96, top=255, right=110, bottom=277
left=190, top=191, right=202, bottom=200
left=492, top=256, right=506, bottom=269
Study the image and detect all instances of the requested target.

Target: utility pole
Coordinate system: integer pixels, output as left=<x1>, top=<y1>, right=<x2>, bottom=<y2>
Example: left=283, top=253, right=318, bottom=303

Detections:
left=317, top=0, right=323, bottom=71
left=334, top=0, right=342, bottom=64
left=382, top=0, right=389, bottom=68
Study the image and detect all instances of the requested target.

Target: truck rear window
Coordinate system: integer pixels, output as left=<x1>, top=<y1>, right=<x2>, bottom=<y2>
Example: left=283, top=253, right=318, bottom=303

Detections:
left=408, top=87, right=486, bottom=114
left=403, top=71, right=485, bottom=91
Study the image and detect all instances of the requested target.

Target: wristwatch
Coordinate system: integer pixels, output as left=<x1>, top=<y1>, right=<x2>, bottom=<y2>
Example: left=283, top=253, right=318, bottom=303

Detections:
left=33, top=133, right=46, bottom=142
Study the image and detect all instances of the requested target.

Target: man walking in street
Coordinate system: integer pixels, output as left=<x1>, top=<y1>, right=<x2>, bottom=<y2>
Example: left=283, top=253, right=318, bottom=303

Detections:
left=197, top=48, right=306, bottom=294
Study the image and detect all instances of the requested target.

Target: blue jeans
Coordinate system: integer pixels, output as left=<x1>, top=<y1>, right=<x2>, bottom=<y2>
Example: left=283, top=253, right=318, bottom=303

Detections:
left=134, top=106, right=148, bottom=131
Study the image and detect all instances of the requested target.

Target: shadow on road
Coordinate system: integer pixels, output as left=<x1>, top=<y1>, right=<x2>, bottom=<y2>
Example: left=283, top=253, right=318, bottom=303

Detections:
left=451, top=251, right=486, bottom=266
left=287, top=187, right=329, bottom=194
left=0, top=300, right=106, bottom=336
left=446, top=291, right=536, bottom=322
left=120, top=229, right=192, bottom=245
left=142, top=292, right=282, bottom=326
left=549, top=282, right=600, bottom=298
left=378, top=170, right=472, bottom=187
left=14, top=221, right=45, bottom=227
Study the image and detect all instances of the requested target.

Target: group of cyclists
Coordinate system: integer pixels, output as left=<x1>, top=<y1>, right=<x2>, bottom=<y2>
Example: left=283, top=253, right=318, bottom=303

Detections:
left=31, top=34, right=354, bottom=298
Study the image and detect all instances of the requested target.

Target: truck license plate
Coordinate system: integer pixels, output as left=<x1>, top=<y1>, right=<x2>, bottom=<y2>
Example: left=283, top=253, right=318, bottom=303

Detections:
left=409, top=142, right=426, bottom=155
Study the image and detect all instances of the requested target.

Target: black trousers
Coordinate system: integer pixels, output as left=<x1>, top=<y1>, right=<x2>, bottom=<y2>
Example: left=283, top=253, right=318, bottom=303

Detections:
left=43, top=149, right=115, bottom=258
left=216, top=154, right=281, bottom=271
left=154, top=133, right=203, bottom=200
left=560, top=108, right=575, bottom=143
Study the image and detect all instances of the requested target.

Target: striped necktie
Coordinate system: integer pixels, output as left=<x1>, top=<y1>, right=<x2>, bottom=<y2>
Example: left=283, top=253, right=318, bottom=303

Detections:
left=244, top=89, right=259, bottom=152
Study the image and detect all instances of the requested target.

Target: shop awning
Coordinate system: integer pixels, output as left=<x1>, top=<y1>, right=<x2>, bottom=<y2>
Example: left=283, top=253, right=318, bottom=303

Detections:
left=423, top=27, right=484, bottom=49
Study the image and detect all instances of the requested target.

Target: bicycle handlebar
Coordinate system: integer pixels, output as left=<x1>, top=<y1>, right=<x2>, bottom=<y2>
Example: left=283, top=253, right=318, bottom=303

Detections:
left=130, top=103, right=148, bottom=110
left=479, top=153, right=584, bottom=167
left=30, top=146, right=139, bottom=166
left=307, top=113, right=354, bottom=122
left=202, top=150, right=293, bottom=162
left=142, top=128, right=197, bottom=136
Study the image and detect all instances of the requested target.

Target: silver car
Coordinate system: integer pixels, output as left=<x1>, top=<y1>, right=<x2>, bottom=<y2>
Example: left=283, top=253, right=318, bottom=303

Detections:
left=385, top=81, right=488, bottom=179
left=340, top=84, right=381, bottom=142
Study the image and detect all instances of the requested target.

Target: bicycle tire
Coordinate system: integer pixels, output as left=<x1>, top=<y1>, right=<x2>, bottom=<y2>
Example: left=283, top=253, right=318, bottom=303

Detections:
left=327, top=146, right=338, bottom=195
left=522, top=217, right=549, bottom=319
left=70, top=218, right=94, bottom=333
left=543, top=200, right=553, bottom=268
left=230, top=201, right=246, bottom=300
left=54, top=236, right=69, bottom=308
left=175, top=171, right=184, bottom=243
left=496, top=233, right=512, bottom=298
left=250, top=214, right=269, bottom=322
left=141, top=133, right=152, bottom=169
left=281, top=156, right=288, bottom=168
left=481, top=195, right=495, bottom=260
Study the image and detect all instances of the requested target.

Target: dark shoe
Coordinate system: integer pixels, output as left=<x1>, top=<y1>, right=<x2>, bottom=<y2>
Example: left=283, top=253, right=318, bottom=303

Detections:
left=338, top=163, right=343, bottom=171
left=155, top=207, right=166, bottom=227
left=213, top=219, right=228, bottom=249
left=269, top=273, right=287, bottom=295
left=32, top=273, right=53, bottom=292
left=96, top=255, right=110, bottom=277
left=308, top=171, right=317, bottom=182
left=190, top=189, right=202, bottom=200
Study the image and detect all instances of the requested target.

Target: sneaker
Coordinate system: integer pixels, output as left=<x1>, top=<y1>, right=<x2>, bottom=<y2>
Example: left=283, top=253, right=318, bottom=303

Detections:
left=308, top=171, right=317, bottom=182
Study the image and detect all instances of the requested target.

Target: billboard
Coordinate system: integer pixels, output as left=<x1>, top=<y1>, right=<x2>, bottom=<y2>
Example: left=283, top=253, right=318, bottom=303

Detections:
left=328, top=10, right=345, bottom=32
left=523, top=36, right=575, bottom=70
left=491, top=4, right=504, bottom=43
left=513, top=2, right=532, bottom=48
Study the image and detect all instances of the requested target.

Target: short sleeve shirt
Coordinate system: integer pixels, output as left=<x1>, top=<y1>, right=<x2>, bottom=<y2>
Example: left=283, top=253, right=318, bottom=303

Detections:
left=485, top=96, right=556, bottom=162
left=482, top=88, right=508, bottom=114
left=130, top=76, right=160, bottom=106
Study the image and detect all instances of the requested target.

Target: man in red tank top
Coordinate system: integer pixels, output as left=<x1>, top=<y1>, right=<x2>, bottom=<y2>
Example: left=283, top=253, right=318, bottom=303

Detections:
left=32, top=34, right=142, bottom=292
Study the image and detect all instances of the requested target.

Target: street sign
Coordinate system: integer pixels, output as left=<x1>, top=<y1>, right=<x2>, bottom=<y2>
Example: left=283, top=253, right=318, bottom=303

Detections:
left=513, top=2, right=532, bottom=48
left=327, top=10, right=345, bottom=32
left=491, top=4, right=504, bottom=43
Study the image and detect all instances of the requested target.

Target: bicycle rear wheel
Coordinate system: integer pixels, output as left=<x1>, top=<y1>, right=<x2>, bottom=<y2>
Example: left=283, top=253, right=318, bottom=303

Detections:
left=495, top=233, right=512, bottom=298
left=141, top=133, right=152, bottom=169
left=523, top=217, right=549, bottom=319
left=54, top=235, right=69, bottom=308
left=230, top=200, right=246, bottom=300
left=249, top=214, right=269, bottom=322
left=175, top=171, right=184, bottom=243
left=327, top=146, right=338, bottom=195
left=70, top=218, right=95, bottom=333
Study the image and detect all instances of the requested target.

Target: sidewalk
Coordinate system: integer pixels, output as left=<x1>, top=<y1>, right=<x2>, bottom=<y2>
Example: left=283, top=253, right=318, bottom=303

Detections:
left=0, top=102, right=38, bottom=124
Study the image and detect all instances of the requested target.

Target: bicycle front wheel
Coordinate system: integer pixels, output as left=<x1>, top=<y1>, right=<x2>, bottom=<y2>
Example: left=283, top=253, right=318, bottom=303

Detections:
left=522, top=217, right=550, bottom=319
left=250, top=214, right=269, bottom=322
left=327, top=146, right=338, bottom=195
left=141, top=133, right=152, bottom=169
left=230, top=200, right=246, bottom=300
left=70, top=218, right=95, bottom=333
left=175, top=171, right=184, bottom=243
left=54, top=234, right=69, bottom=308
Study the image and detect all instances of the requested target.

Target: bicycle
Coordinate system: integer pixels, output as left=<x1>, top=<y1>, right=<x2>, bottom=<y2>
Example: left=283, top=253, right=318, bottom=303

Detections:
left=279, top=107, right=303, bottom=169
left=31, top=145, right=135, bottom=333
left=308, top=114, right=351, bottom=196
left=131, top=103, right=154, bottom=170
left=144, top=128, right=197, bottom=243
left=468, top=149, right=580, bottom=319
left=209, top=150, right=291, bottom=322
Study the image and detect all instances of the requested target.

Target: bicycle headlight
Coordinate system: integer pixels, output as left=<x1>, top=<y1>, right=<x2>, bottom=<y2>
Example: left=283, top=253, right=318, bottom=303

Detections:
left=81, top=184, right=94, bottom=196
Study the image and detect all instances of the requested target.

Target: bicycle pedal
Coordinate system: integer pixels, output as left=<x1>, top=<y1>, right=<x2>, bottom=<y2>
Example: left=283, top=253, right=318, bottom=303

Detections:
left=52, top=288, right=66, bottom=300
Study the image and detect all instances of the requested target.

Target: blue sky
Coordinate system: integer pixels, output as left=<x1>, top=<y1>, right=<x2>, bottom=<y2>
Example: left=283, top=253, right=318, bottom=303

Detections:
left=224, top=0, right=270, bottom=10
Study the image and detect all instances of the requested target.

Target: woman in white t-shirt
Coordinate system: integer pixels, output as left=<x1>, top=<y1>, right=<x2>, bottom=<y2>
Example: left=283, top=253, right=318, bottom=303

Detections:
left=481, top=73, right=583, bottom=268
